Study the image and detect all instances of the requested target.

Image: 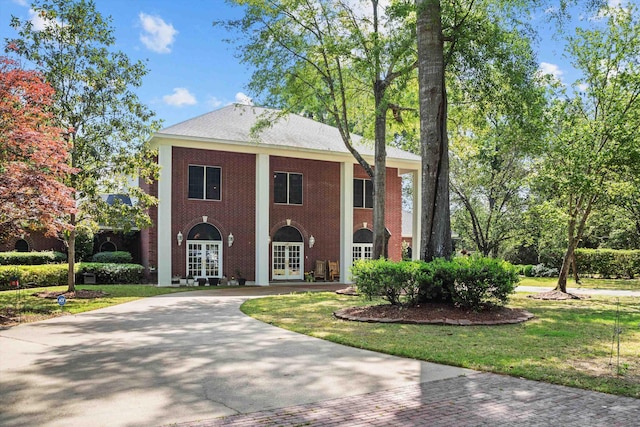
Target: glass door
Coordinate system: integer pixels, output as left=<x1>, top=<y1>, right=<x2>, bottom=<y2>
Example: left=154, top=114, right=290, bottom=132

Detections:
left=272, top=243, right=303, bottom=280
left=187, top=241, right=222, bottom=278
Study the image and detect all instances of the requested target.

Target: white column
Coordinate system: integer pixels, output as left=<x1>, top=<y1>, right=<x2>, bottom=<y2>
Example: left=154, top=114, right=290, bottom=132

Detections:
left=255, top=153, right=270, bottom=286
left=157, top=144, right=173, bottom=286
left=340, top=162, right=354, bottom=283
left=412, top=170, right=421, bottom=260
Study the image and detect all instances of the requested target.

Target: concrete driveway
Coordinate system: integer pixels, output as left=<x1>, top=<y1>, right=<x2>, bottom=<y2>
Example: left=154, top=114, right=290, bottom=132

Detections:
left=0, top=287, right=471, bottom=427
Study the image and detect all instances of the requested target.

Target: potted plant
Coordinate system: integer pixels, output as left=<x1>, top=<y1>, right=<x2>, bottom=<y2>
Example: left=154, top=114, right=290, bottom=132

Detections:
left=236, top=269, right=246, bottom=286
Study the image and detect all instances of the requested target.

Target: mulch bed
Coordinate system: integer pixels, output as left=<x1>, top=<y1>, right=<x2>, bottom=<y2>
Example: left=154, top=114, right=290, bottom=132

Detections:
left=32, top=289, right=109, bottom=299
left=527, top=290, right=585, bottom=300
left=334, top=302, right=534, bottom=326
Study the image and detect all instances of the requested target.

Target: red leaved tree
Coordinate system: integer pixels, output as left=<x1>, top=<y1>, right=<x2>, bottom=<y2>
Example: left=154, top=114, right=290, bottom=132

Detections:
left=0, top=56, right=75, bottom=241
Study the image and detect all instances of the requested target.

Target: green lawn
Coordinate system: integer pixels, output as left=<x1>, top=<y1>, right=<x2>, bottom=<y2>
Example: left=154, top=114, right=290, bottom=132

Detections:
left=518, top=276, right=640, bottom=290
left=0, top=284, right=202, bottom=324
left=241, top=291, right=640, bottom=398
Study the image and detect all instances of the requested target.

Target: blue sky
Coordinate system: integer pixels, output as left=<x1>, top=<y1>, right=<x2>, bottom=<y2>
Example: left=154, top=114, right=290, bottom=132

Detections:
left=0, top=0, right=635, bottom=128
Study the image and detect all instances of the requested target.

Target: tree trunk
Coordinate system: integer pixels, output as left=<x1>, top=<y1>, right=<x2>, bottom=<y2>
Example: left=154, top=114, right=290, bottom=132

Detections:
left=67, top=213, right=76, bottom=292
left=372, top=79, right=387, bottom=259
left=416, top=0, right=452, bottom=261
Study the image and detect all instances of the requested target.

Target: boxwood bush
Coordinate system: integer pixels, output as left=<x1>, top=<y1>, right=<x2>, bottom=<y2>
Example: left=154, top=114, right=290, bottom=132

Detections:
left=0, top=251, right=67, bottom=265
left=90, top=251, right=133, bottom=264
left=0, top=263, right=144, bottom=290
left=352, top=256, right=519, bottom=310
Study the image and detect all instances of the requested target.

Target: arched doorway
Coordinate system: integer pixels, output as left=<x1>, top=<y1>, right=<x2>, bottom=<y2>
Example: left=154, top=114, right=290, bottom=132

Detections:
left=272, top=226, right=303, bottom=280
left=353, top=229, right=373, bottom=262
left=186, top=223, right=222, bottom=279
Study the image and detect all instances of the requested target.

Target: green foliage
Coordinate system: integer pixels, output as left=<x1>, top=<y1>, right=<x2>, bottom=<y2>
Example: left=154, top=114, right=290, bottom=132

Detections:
left=74, top=225, right=94, bottom=262
left=78, top=263, right=144, bottom=284
left=0, top=251, right=67, bottom=265
left=0, top=264, right=67, bottom=289
left=91, top=251, right=132, bottom=264
left=575, top=249, right=640, bottom=278
left=451, top=256, right=519, bottom=309
left=0, top=263, right=144, bottom=289
left=352, top=256, right=519, bottom=309
left=513, top=264, right=534, bottom=277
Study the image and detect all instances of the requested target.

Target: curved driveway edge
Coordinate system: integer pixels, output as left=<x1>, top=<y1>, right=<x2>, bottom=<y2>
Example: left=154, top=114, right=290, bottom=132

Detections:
left=0, top=287, right=472, bottom=427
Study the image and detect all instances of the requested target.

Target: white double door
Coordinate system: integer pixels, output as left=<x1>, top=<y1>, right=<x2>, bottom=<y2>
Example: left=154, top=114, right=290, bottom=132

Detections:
left=272, top=243, right=303, bottom=280
left=187, top=241, right=222, bottom=278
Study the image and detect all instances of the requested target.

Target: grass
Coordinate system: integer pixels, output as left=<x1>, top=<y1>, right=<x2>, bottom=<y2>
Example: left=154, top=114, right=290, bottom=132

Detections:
left=518, top=276, right=640, bottom=291
left=240, top=291, right=640, bottom=398
left=0, top=284, right=201, bottom=323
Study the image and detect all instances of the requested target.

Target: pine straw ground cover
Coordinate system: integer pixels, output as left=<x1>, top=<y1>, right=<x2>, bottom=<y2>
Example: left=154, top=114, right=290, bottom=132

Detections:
left=240, top=291, right=640, bottom=398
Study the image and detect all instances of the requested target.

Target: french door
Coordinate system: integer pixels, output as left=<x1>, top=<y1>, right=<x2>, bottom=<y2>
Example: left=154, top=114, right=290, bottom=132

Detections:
left=187, top=241, right=222, bottom=278
left=272, top=243, right=303, bottom=280
left=352, top=244, right=373, bottom=262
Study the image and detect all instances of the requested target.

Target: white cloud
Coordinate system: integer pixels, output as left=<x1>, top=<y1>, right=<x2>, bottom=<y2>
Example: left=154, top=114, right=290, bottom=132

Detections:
left=207, top=96, right=224, bottom=109
left=163, top=88, right=197, bottom=107
left=577, top=83, right=589, bottom=93
left=539, top=62, right=564, bottom=81
left=139, top=13, right=177, bottom=54
left=235, top=92, right=254, bottom=105
left=28, top=8, right=61, bottom=31
left=12, top=0, right=28, bottom=6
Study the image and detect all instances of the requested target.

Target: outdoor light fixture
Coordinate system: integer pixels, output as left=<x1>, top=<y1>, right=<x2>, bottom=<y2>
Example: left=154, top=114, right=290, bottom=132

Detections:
left=228, top=233, right=234, bottom=247
left=177, top=231, right=183, bottom=246
left=309, top=235, right=315, bottom=248
left=267, top=235, right=271, bottom=244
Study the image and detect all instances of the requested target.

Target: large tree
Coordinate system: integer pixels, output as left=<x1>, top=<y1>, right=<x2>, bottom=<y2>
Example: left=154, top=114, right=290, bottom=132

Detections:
left=220, top=0, right=417, bottom=259
left=8, top=0, right=160, bottom=291
left=538, top=5, right=640, bottom=293
left=0, top=56, right=75, bottom=240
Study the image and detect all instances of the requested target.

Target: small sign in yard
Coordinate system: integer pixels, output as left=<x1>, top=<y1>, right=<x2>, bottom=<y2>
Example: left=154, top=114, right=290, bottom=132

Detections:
left=57, top=295, right=66, bottom=306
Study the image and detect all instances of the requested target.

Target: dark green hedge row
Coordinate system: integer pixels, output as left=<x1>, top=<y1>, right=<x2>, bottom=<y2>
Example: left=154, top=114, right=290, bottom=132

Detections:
left=0, top=263, right=144, bottom=290
left=351, top=256, right=519, bottom=310
left=575, top=249, right=640, bottom=278
left=0, top=251, right=67, bottom=265
left=90, top=251, right=133, bottom=264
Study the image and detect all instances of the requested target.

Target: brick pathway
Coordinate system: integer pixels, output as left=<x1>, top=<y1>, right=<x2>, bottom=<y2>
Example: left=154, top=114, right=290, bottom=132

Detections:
left=174, top=372, right=639, bottom=427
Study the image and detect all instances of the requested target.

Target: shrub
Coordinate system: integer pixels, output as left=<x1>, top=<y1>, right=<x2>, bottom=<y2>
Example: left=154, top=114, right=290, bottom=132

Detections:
left=531, top=263, right=558, bottom=277
left=352, top=256, right=518, bottom=310
left=352, top=259, right=409, bottom=305
left=415, top=258, right=456, bottom=304
left=575, top=249, right=640, bottom=278
left=90, top=251, right=133, bottom=264
left=451, top=256, right=519, bottom=310
left=0, top=264, right=67, bottom=289
left=0, top=251, right=67, bottom=265
left=74, top=225, right=94, bottom=262
left=77, top=263, right=144, bottom=284
left=513, top=264, right=535, bottom=277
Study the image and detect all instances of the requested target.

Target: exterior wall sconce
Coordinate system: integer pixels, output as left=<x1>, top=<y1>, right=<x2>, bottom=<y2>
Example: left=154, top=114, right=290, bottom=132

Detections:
left=177, top=231, right=183, bottom=246
left=228, top=233, right=234, bottom=247
left=267, top=235, right=271, bottom=244
left=309, top=235, right=315, bottom=248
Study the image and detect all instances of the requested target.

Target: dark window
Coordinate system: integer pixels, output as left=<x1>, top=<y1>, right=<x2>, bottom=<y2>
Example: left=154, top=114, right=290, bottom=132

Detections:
left=274, top=172, right=303, bottom=205
left=100, top=241, right=117, bottom=252
left=273, top=226, right=303, bottom=242
left=189, top=165, right=221, bottom=200
left=353, top=229, right=373, bottom=243
left=15, top=239, right=29, bottom=252
left=354, top=178, right=373, bottom=208
left=187, top=223, right=222, bottom=241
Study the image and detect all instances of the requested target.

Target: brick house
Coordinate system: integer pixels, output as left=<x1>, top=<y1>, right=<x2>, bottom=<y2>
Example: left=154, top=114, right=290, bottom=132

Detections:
left=143, top=105, right=422, bottom=286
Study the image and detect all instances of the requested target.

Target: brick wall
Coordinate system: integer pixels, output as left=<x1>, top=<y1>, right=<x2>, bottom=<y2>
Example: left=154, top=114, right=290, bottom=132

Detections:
left=171, top=147, right=256, bottom=279
left=270, top=156, right=341, bottom=275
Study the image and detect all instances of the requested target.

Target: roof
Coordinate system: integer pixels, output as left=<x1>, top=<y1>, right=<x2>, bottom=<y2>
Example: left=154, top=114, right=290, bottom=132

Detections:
left=156, top=104, right=420, bottom=162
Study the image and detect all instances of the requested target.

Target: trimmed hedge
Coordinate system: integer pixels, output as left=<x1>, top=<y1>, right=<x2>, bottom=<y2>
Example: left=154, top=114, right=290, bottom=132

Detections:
left=0, top=263, right=144, bottom=290
left=90, top=251, right=133, bottom=264
left=0, top=251, right=67, bottom=265
left=575, top=249, right=640, bottom=278
left=352, top=256, right=519, bottom=310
